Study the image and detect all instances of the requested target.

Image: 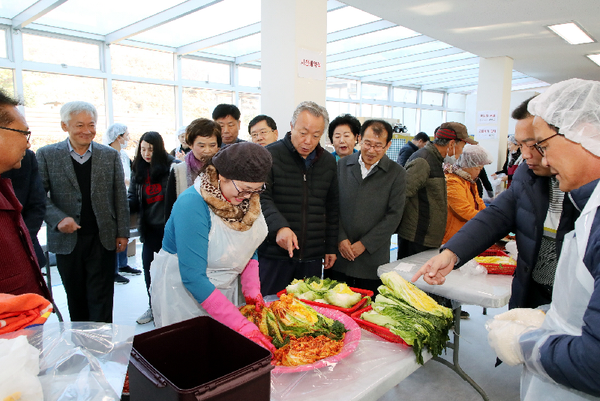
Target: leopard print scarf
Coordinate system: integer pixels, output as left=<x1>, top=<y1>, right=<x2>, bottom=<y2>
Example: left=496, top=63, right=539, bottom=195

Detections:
left=197, top=165, right=261, bottom=232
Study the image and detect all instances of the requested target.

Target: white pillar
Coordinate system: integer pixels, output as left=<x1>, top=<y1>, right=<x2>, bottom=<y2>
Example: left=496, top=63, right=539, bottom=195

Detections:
left=475, top=57, right=513, bottom=172
left=261, top=0, right=327, bottom=136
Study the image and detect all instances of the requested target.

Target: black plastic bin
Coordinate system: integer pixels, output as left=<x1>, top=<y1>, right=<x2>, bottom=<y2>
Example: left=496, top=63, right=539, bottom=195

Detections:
left=128, top=316, right=273, bottom=401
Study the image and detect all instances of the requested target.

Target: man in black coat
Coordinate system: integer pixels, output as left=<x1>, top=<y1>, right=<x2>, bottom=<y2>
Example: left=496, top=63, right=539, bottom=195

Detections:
left=258, top=101, right=339, bottom=295
left=396, top=131, right=430, bottom=166
left=1, top=149, right=47, bottom=267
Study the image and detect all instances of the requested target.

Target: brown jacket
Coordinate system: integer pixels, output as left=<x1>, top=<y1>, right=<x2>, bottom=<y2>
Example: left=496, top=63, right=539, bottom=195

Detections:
left=442, top=171, right=486, bottom=244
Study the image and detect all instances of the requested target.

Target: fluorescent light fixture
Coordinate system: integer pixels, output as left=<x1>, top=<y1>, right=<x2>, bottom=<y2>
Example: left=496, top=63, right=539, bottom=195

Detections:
left=547, top=22, right=595, bottom=45
left=588, top=54, right=600, bottom=67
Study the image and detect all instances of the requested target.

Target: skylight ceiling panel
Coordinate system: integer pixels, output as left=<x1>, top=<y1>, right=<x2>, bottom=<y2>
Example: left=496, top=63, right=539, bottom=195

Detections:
left=34, top=0, right=187, bottom=35
left=200, top=33, right=261, bottom=57
left=0, top=1, right=38, bottom=19
left=327, top=25, right=419, bottom=55
left=133, top=0, right=260, bottom=47
left=327, top=6, right=380, bottom=33
left=355, top=52, right=476, bottom=77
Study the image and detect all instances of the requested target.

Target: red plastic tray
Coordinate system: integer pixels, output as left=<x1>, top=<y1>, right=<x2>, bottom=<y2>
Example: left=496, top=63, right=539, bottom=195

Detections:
left=477, top=249, right=516, bottom=275
left=276, top=287, right=373, bottom=315
left=350, top=306, right=409, bottom=346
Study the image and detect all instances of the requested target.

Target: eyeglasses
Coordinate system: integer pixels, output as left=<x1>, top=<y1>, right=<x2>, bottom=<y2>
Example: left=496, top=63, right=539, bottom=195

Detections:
left=0, top=126, right=31, bottom=142
left=250, top=129, right=273, bottom=139
left=533, top=133, right=564, bottom=156
left=232, top=180, right=266, bottom=197
left=361, top=141, right=385, bottom=151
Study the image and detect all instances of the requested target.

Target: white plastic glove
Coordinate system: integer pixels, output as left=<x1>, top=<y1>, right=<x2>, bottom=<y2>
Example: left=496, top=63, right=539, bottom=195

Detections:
left=486, top=308, right=545, bottom=366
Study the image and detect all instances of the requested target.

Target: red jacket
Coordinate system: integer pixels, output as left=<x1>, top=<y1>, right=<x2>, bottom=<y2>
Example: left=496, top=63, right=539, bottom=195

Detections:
left=0, top=178, right=51, bottom=300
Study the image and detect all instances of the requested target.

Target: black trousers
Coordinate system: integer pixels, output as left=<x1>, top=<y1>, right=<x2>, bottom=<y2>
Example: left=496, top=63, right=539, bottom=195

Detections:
left=55, top=233, right=115, bottom=323
left=324, top=269, right=382, bottom=295
left=397, top=238, right=435, bottom=260
left=258, top=257, right=322, bottom=296
left=141, top=226, right=164, bottom=305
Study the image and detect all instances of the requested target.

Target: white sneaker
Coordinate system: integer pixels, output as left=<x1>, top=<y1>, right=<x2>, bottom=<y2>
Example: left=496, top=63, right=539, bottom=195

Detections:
left=136, top=308, right=153, bottom=324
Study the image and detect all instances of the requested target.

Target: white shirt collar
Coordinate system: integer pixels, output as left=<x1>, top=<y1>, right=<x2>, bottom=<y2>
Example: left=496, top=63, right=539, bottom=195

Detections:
left=358, top=153, right=380, bottom=179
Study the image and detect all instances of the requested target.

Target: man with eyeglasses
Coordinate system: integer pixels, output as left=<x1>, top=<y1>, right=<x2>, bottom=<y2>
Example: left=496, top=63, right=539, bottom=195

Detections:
left=0, top=89, right=51, bottom=301
left=248, top=115, right=279, bottom=146
left=328, top=120, right=406, bottom=294
left=212, top=104, right=245, bottom=145
left=397, top=122, right=475, bottom=259
left=258, top=101, right=339, bottom=295
left=413, top=97, right=578, bottom=310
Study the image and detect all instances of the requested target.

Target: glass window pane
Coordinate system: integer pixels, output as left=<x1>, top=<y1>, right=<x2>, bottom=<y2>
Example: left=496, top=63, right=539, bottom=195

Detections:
left=394, top=107, right=418, bottom=134
left=393, top=87, right=418, bottom=103
left=362, top=84, right=388, bottom=101
left=238, top=66, right=261, bottom=87
left=421, top=91, right=444, bottom=106
left=206, top=34, right=261, bottom=58
left=112, top=80, right=175, bottom=149
left=21, top=71, right=106, bottom=151
left=111, top=45, right=173, bottom=80
left=0, top=69, right=14, bottom=96
left=447, top=111, right=466, bottom=124
left=420, top=109, right=443, bottom=136
left=447, top=93, right=466, bottom=109
left=182, top=87, right=233, bottom=126
left=0, top=29, right=6, bottom=58
left=326, top=101, right=358, bottom=121
left=326, top=77, right=359, bottom=100
left=22, top=33, right=100, bottom=69
left=182, top=58, right=230, bottom=85
left=0, top=1, right=37, bottom=19
left=239, top=92, right=261, bottom=141
left=327, top=26, right=418, bottom=55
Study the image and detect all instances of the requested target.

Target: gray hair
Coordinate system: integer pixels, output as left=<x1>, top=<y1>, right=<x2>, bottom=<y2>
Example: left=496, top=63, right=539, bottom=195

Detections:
left=291, top=101, right=329, bottom=129
left=60, top=101, right=98, bottom=124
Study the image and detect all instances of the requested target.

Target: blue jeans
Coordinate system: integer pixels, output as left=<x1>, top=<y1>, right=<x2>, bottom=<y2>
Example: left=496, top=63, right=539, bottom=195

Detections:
left=114, top=249, right=128, bottom=275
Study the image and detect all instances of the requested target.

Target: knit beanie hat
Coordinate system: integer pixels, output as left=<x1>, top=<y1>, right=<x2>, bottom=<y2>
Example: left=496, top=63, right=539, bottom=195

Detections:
left=212, top=142, right=273, bottom=182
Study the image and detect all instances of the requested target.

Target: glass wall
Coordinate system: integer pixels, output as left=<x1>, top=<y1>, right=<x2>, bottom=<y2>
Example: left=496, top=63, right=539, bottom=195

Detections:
left=182, top=58, right=230, bottom=84
left=111, top=44, right=173, bottom=80
left=182, top=87, right=233, bottom=126
left=0, top=68, right=14, bottom=96
left=22, top=33, right=100, bottom=69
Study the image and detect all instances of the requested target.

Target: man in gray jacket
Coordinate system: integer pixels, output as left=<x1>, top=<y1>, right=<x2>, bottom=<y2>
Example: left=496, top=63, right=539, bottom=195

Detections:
left=37, top=101, right=129, bottom=323
left=397, top=122, right=475, bottom=259
left=329, top=120, right=406, bottom=293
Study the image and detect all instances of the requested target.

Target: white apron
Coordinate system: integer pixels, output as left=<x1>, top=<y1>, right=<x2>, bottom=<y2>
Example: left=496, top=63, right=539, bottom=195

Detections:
left=151, top=200, right=268, bottom=328
left=522, top=181, right=600, bottom=401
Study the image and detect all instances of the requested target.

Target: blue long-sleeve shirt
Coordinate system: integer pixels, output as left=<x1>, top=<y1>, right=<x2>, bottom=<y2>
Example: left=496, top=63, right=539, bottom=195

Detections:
left=162, top=185, right=257, bottom=304
left=539, top=178, right=600, bottom=396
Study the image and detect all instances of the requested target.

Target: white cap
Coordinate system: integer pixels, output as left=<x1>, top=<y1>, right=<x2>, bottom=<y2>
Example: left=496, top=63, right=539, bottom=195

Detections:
left=528, top=78, right=600, bottom=157
left=104, top=123, right=127, bottom=145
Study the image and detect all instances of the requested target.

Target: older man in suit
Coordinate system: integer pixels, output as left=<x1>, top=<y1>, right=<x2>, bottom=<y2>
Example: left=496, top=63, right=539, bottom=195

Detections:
left=37, top=101, right=129, bottom=323
left=328, top=119, right=406, bottom=294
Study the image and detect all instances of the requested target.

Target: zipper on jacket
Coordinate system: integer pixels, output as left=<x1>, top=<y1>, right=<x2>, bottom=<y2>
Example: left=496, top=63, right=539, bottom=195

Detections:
left=299, top=171, right=308, bottom=260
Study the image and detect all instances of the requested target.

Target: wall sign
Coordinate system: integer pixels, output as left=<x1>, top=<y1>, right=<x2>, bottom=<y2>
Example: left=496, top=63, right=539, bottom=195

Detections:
left=477, top=126, right=498, bottom=140
left=298, top=48, right=325, bottom=80
left=478, top=110, right=498, bottom=124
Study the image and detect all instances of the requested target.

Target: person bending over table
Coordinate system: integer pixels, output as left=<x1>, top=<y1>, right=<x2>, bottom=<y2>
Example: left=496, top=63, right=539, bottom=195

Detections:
left=152, top=142, right=274, bottom=352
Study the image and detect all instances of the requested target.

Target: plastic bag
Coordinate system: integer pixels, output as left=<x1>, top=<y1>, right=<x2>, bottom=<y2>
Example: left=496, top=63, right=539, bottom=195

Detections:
left=458, top=259, right=487, bottom=276
left=0, top=322, right=134, bottom=401
left=0, top=336, right=43, bottom=401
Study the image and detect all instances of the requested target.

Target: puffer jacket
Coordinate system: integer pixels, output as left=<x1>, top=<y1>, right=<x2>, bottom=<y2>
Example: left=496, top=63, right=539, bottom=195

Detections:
left=442, top=170, right=486, bottom=244
left=259, top=133, right=339, bottom=261
left=444, top=163, right=578, bottom=308
left=397, top=142, right=447, bottom=248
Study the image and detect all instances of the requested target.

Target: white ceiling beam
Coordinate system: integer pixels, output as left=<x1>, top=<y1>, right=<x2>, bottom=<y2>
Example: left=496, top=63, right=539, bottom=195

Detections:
left=105, top=0, right=223, bottom=44
left=404, top=70, right=480, bottom=87
left=327, top=35, right=435, bottom=63
left=176, top=22, right=260, bottom=55
left=12, top=0, right=68, bottom=30
left=391, top=64, right=479, bottom=85
left=235, top=51, right=261, bottom=65
left=365, top=56, right=479, bottom=83
left=421, top=76, right=480, bottom=90
left=447, top=85, right=479, bottom=93
left=327, top=47, right=463, bottom=77
left=327, top=20, right=396, bottom=43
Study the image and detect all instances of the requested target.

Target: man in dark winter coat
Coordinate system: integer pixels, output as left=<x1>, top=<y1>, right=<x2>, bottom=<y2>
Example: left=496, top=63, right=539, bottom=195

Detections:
left=396, top=132, right=430, bottom=167
left=258, top=101, right=339, bottom=295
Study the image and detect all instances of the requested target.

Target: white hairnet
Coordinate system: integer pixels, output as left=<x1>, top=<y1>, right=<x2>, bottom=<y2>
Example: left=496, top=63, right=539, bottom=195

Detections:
left=103, top=123, right=127, bottom=145
left=528, top=78, right=600, bottom=157
left=508, top=135, right=518, bottom=145
left=456, top=144, right=493, bottom=168
left=175, top=126, right=187, bottom=137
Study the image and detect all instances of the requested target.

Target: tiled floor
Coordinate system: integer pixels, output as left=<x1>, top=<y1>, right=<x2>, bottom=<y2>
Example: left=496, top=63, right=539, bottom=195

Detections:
left=45, top=239, right=521, bottom=401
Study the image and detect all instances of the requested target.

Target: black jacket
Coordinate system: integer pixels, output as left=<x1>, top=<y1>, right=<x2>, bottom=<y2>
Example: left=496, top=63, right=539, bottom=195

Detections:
left=396, top=141, right=418, bottom=167
left=259, top=133, right=339, bottom=261
left=444, top=163, right=578, bottom=308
